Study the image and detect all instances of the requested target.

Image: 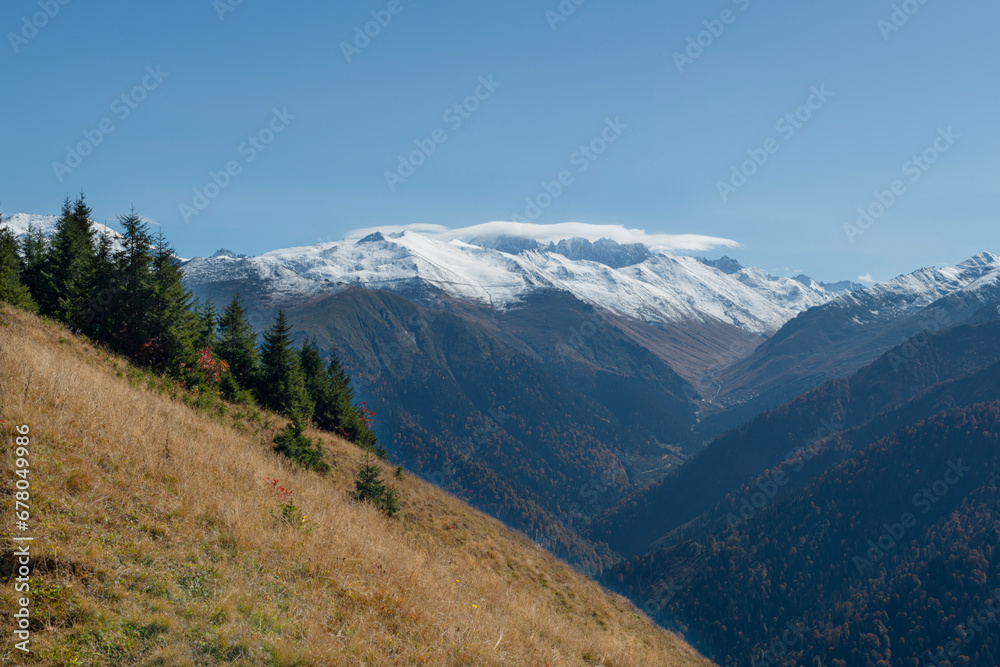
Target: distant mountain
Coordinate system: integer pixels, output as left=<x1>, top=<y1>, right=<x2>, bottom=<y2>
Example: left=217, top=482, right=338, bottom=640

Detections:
left=594, top=317, right=1000, bottom=664
left=3, top=212, right=123, bottom=248
left=180, top=230, right=853, bottom=338
left=608, top=400, right=1000, bottom=666
left=210, top=247, right=250, bottom=260
left=592, top=318, right=1000, bottom=558
left=701, top=252, right=1000, bottom=435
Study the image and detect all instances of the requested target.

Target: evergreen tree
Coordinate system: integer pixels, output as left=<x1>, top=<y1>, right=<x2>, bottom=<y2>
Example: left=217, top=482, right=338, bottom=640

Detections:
left=353, top=451, right=400, bottom=517
left=258, top=310, right=312, bottom=418
left=19, top=223, right=52, bottom=313
left=145, top=230, right=197, bottom=370
left=300, top=337, right=333, bottom=416
left=193, top=298, right=218, bottom=351
left=47, top=194, right=96, bottom=325
left=81, top=228, right=119, bottom=342
left=273, top=413, right=329, bottom=473
left=0, top=222, right=36, bottom=311
left=216, top=294, right=259, bottom=391
left=110, top=208, right=154, bottom=354
left=301, top=341, right=382, bottom=456
left=327, top=347, right=382, bottom=456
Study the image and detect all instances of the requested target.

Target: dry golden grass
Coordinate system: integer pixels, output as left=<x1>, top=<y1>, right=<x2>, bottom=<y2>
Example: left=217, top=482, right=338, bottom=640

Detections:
left=0, top=306, right=713, bottom=666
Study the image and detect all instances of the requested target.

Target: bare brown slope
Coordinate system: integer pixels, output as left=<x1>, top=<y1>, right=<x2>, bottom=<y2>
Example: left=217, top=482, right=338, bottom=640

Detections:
left=0, top=306, right=712, bottom=667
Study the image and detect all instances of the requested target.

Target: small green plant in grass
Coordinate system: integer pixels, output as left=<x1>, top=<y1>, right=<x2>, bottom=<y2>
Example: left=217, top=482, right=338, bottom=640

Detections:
left=273, top=414, right=329, bottom=473
left=266, top=478, right=310, bottom=531
left=354, top=452, right=400, bottom=517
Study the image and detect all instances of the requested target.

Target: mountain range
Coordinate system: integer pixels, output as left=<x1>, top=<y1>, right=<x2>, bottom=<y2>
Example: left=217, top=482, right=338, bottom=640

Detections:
left=6, top=212, right=1000, bottom=664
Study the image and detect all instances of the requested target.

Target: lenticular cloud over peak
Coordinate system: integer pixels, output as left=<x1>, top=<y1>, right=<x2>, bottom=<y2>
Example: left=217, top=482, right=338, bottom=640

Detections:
left=343, top=221, right=741, bottom=254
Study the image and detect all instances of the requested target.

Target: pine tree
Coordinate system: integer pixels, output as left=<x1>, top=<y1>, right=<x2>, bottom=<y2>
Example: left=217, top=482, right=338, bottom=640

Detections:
left=193, top=298, right=218, bottom=351
left=300, top=337, right=333, bottom=418
left=273, top=413, right=329, bottom=473
left=19, top=223, right=52, bottom=313
left=47, top=194, right=96, bottom=325
left=0, top=221, right=36, bottom=311
left=301, top=341, right=383, bottom=456
left=258, top=310, right=312, bottom=418
left=353, top=451, right=400, bottom=516
left=110, top=208, right=154, bottom=354
left=327, top=347, right=382, bottom=456
left=145, top=230, right=197, bottom=370
left=81, top=228, right=119, bottom=343
left=216, top=294, right=259, bottom=391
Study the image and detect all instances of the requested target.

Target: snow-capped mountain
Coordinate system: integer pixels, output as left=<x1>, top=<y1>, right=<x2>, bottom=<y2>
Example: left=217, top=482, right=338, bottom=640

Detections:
left=2, top=213, right=122, bottom=244
left=833, top=251, right=1000, bottom=324
left=708, top=251, right=1000, bottom=429
left=181, top=230, right=856, bottom=336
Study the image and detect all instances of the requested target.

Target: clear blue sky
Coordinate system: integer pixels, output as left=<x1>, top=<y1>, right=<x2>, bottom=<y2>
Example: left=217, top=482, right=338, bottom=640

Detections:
left=3, top=0, right=998, bottom=283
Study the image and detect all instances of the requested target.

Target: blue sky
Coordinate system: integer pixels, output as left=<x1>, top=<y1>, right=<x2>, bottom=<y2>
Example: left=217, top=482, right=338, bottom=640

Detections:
left=3, top=0, right=998, bottom=283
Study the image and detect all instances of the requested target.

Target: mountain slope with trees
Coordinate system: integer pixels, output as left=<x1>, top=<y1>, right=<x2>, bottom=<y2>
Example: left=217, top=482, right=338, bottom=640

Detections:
left=608, top=402, right=1000, bottom=666
left=0, top=304, right=711, bottom=666
left=0, top=197, right=379, bottom=469
left=591, top=319, right=1000, bottom=557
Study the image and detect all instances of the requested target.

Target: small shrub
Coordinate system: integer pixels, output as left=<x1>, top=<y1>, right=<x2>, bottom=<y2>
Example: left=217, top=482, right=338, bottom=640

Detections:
left=266, top=478, right=309, bottom=530
left=274, top=500, right=308, bottom=530
left=354, top=452, right=400, bottom=517
left=219, top=371, right=255, bottom=405
left=273, top=417, right=329, bottom=473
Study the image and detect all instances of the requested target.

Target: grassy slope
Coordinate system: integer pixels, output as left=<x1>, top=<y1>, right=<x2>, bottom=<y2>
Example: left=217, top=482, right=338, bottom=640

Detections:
left=0, top=306, right=712, bottom=667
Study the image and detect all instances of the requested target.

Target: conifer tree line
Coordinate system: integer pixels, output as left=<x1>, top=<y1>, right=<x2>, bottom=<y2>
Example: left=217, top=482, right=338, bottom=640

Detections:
left=0, top=195, right=382, bottom=463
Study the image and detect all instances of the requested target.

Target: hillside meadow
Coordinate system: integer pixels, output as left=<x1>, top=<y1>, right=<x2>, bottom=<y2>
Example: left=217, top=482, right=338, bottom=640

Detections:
left=0, top=305, right=711, bottom=666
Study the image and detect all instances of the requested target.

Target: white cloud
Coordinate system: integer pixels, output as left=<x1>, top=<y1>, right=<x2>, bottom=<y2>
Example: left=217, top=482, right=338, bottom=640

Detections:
left=858, top=272, right=876, bottom=284
left=344, top=221, right=740, bottom=254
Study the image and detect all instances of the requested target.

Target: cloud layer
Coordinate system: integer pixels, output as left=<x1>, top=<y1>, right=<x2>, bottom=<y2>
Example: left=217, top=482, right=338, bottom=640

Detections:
left=344, top=221, right=740, bottom=254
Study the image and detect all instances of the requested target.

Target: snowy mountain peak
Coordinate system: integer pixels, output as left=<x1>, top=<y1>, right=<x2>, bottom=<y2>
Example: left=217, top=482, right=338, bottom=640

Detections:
left=544, top=237, right=652, bottom=268
left=357, top=232, right=386, bottom=244
left=829, top=252, right=1000, bottom=325
left=179, top=226, right=862, bottom=335
left=211, top=248, right=249, bottom=259
left=956, top=251, right=1000, bottom=271
left=1, top=212, right=123, bottom=245
left=698, top=256, right=744, bottom=275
